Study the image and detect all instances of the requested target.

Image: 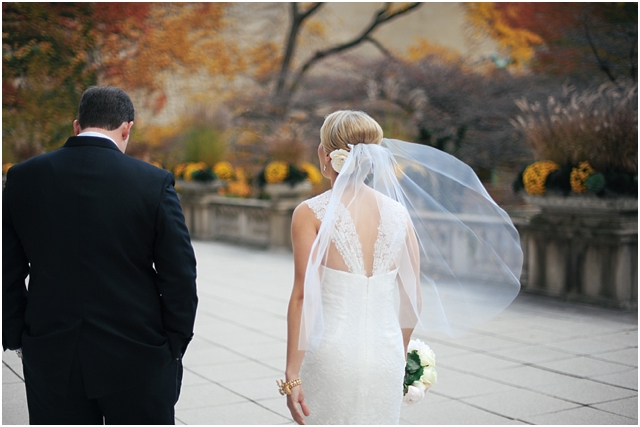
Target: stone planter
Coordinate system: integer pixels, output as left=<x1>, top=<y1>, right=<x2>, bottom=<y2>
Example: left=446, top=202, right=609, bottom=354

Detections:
left=176, top=180, right=314, bottom=250
left=264, top=181, right=313, bottom=200
left=175, top=179, right=224, bottom=196
left=517, top=194, right=637, bottom=309
left=175, top=180, right=225, bottom=240
left=264, top=182, right=313, bottom=250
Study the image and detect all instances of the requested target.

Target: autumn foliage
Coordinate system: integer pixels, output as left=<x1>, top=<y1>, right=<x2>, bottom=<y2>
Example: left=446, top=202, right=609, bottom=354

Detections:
left=3, top=3, right=238, bottom=161
left=466, top=3, right=637, bottom=81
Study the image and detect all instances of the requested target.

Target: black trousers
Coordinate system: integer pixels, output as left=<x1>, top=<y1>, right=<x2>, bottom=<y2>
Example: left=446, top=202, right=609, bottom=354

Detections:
left=24, top=352, right=182, bottom=425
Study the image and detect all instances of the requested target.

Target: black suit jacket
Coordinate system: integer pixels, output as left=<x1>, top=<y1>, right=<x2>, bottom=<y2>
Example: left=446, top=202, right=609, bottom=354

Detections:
left=2, top=136, right=198, bottom=398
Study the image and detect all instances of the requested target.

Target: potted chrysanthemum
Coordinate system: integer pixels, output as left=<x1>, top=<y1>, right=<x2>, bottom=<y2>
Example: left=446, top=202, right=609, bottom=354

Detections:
left=510, top=82, right=637, bottom=308
left=512, top=83, right=637, bottom=208
left=173, top=161, right=223, bottom=196
left=257, top=161, right=313, bottom=200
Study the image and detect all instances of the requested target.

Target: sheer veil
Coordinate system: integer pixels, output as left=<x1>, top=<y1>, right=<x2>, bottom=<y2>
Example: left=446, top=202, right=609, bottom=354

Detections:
left=300, top=139, right=523, bottom=351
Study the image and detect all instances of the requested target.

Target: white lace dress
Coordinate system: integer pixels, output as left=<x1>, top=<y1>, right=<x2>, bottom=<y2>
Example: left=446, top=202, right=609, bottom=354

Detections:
left=299, top=190, right=409, bottom=425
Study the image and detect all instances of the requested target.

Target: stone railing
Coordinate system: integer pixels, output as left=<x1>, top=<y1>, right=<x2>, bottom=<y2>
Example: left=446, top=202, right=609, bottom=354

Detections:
left=178, top=181, right=311, bottom=250
left=514, top=195, right=637, bottom=309
left=178, top=181, right=637, bottom=309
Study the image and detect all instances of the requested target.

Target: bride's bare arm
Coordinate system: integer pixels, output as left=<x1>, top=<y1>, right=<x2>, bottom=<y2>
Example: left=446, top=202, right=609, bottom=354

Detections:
left=285, top=203, right=318, bottom=424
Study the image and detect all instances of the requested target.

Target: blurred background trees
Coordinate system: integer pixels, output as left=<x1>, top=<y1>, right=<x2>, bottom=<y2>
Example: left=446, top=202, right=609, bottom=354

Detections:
left=3, top=2, right=637, bottom=203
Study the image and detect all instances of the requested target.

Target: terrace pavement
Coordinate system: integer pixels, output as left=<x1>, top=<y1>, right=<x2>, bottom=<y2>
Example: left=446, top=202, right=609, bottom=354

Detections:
left=3, top=240, right=638, bottom=425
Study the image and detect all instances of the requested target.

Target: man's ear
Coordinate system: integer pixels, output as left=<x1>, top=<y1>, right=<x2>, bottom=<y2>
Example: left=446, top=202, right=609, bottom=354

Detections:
left=121, top=121, right=134, bottom=141
left=73, top=120, right=82, bottom=136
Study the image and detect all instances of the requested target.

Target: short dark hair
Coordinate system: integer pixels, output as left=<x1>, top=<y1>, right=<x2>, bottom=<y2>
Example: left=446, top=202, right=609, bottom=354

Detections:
left=77, top=86, right=135, bottom=130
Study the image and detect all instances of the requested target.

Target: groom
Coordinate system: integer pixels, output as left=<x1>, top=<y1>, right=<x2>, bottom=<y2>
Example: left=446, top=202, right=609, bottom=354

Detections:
left=2, top=85, right=198, bottom=424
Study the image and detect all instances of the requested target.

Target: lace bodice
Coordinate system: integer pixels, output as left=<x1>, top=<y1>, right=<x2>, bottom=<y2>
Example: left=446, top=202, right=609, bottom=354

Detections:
left=305, top=189, right=409, bottom=276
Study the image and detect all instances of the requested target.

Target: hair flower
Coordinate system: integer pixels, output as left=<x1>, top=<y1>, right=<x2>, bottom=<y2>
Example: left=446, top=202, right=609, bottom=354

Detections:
left=329, top=149, right=350, bottom=173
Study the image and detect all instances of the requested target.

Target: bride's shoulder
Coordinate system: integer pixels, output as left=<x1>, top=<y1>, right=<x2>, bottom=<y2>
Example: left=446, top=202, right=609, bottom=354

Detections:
left=377, top=191, right=407, bottom=211
left=304, top=189, right=331, bottom=205
left=298, top=189, right=331, bottom=221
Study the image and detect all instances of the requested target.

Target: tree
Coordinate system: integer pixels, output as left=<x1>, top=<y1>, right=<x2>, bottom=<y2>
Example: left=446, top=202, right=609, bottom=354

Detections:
left=273, top=2, right=422, bottom=109
left=3, top=3, right=97, bottom=160
left=465, top=3, right=638, bottom=83
left=3, top=3, right=238, bottom=162
left=93, top=3, right=239, bottom=95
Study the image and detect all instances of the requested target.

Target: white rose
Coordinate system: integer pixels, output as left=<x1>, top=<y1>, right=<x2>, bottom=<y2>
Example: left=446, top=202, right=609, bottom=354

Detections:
left=407, top=339, right=422, bottom=354
left=420, top=366, right=437, bottom=388
left=403, top=385, right=424, bottom=404
left=329, top=149, right=349, bottom=173
left=418, top=346, right=436, bottom=367
left=412, top=380, right=427, bottom=392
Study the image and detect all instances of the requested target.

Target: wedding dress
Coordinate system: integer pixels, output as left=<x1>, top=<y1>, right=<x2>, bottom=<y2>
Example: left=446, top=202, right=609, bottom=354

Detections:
left=296, top=140, right=522, bottom=424
left=299, top=189, right=409, bottom=424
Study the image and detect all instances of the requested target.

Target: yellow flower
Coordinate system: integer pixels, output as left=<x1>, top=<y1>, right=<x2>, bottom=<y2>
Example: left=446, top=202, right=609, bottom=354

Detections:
left=182, top=162, right=207, bottom=181
left=213, top=161, right=235, bottom=181
left=523, top=160, right=560, bottom=195
left=265, top=161, right=289, bottom=184
left=226, top=180, right=253, bottom=198
left=2, top=163, right=14, bottom=175
left=570, top=161, right=596, bottom=194
left=174, top=163, right=188, bottom=179
left=235, top=167, right=248, bottom=182
left=300, top=162, right=323, bottom=185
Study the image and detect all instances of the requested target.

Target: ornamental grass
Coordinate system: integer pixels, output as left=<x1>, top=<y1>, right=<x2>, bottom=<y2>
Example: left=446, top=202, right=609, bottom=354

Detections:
left=512, top=83, right=638, bottom=175
left=512, top=82, right=637, bottom=197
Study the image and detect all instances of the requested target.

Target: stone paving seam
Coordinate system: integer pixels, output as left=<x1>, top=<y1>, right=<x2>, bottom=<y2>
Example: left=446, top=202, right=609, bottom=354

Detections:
left=464, top=321, right=637, bottom=347
left=503, top=360, right=638, bottom=386
left=197, top=309, right=286, bottom=342
left=2, top=361, right=24, bottom=382
left=427, top=391, right=527, bottom=424
left=435, top=363, right=636, bottom=408
left=560, top=405, right=634, bottom=423
left=585, top=402, right=639, bottom=421
left=421, top=335, right=582, bottom=369
left=525, top=404, right=638, bottom=424
left=189, top=335, right=284, bottom=374
left=580, top=375, right=638, bottom=392
left=198, top=284, right=290, bottom=306
left=588, top=353, right=639, bottom=369
left=181, top=366, right=290, bottom=422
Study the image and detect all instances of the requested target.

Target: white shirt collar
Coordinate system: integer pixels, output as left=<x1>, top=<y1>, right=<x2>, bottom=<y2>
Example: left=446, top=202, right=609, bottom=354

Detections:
left=77, top=131, right=118, bottom=148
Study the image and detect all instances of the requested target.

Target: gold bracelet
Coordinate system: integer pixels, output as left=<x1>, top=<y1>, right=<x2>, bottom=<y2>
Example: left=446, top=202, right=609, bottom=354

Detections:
left=277, top=378, right=302, bottom=396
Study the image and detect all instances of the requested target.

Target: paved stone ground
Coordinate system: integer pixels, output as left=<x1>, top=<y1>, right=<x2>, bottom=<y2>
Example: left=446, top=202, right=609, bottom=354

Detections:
left=3, top=240, right=638, bottom=425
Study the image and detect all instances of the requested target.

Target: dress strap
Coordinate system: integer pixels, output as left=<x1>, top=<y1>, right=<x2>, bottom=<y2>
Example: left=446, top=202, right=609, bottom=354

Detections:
left=304, top=190, right=332, bottom=221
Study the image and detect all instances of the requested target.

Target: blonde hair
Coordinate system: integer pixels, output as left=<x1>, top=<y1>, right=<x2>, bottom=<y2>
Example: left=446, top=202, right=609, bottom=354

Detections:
left=320, top=110, right=383, bottom=152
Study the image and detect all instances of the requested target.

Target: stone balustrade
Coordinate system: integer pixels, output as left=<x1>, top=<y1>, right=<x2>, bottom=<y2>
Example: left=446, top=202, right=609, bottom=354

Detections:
left=514, top=195, right=638, bottom=309
left=178, top=182, right=638, bottom=309
left=178, top=181, right=311, bottom=250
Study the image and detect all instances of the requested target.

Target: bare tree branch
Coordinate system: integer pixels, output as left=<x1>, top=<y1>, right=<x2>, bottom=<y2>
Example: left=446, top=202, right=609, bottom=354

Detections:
left=275, top=2, right=324, bottom=97
left=582, top=13, right=618, bottom=84
left=364, top=36, right=396, bottom=60
left=285, top=2, right=421, bottom=100
left=629, top=29, right=638, bottom=81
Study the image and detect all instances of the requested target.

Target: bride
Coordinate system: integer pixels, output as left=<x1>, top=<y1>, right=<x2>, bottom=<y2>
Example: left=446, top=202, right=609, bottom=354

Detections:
left=281, top=110, right=522, bottom=424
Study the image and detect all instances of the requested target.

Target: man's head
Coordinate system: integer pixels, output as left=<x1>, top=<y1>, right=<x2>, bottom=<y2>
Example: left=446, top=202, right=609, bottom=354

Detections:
left=74, top=86, right=135, bottom=152
left=77, top=86, right=134, bottom=130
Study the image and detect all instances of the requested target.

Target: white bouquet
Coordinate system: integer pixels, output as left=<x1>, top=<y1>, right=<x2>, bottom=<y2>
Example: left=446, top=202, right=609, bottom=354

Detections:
left=403, top=339, right=437, bottom=404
